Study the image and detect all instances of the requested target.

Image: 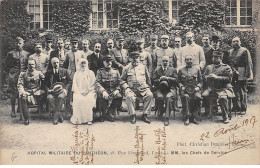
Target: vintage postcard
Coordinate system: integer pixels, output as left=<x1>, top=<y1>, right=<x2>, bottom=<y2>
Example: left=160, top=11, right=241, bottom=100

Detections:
left=0, top=0, right=260, bottom=165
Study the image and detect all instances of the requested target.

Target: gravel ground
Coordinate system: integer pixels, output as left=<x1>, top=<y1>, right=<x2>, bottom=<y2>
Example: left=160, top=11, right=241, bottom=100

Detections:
left=0, top=99, right=259, bottom=165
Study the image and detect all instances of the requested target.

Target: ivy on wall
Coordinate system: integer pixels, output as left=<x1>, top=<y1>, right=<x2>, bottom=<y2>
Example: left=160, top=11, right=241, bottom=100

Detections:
left=114, top=0, right=170, bottom=35
left=0, top=0, right=30, bottom=51
left=178, top=0, right=227, bottom=32
left=51, top=1, right=92, bottom=38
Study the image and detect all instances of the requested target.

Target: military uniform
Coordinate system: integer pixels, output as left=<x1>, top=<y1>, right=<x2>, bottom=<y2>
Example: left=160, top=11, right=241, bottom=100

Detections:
left=202, top=45, right=212, bottom=54
left=29, top=53, right=49, bottom=74
left=179, top=43, right=205, bottom=69
left=63, top=49, right=85, bottom=77
left=229, top=47, right=253, bottom=113
left=139, top=50, right=153, bottom=76
left=121, top=62, right=153, bottom=117
left=110, top=47, right=129, bottom=73
left=202, top=62, right=234, bottom=121
left=83, top=49, right=93, bottom=58
left=153, top=66, right=178, bottom=125
left=5, top=49, right=29, bottom=116
left=178, top=66, right=202, bottom=123
left=145, top=46, right=160, bottom=70
left=96, top=67, right=122, bottom=120
left=42, top=48, right=53, bottom=60
left=154, top=47, right=177, bottom=69
left=205, top=48, right=230, bottom=67
left=17, top=70, right=45, bottom=124
left=173, top=47, right=182, bottom=70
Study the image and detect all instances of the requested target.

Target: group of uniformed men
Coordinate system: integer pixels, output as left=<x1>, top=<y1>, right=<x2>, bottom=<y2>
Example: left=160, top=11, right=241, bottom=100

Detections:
left=5, top=31, right=253, bottom=126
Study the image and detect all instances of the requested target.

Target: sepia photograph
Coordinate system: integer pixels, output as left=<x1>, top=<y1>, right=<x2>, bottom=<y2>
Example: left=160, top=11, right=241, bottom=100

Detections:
left=0, top=0, right=259, bottom=165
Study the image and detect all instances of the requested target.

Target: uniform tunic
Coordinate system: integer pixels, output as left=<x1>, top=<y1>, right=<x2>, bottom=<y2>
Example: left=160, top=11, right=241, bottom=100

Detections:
left=96, top=67, right=122, bottom=117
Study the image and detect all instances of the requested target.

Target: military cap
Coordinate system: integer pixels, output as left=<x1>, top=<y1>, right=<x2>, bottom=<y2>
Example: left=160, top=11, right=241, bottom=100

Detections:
left=57, top=38, right=64, bottom=42
left=130, top=51, right=140, bottom=58
left=103, top=54, right=113, bottom=61
left=213, top=51, right=223, bottom=58
left=136, top=38, right=145, bottom=43
left=150, top=34, right=158, bottom=40
left=16, top=37, right=24, bottom=42
left=116, top=35, right=125, bottom=41
left=34, top=42, right=42, bottom=46
left=70, top=38, right=78, bottom=43
left=45, top=36, right=53, bottom=42
left=161, top=35, right=169, bottom=39
left=212, top=35, right=220, bottom=42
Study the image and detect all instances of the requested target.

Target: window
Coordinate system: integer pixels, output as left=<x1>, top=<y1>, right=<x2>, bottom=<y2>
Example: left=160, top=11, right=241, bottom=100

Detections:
left=43, top=0, right=53, bottom=29
left=225, top=0, right=252, bottom=26
left=91, top=0, right=119, bottom=30
left=158, top=0, right=180, bottom=24
left=29, top=0, right=40, bottom=29
left=28, top=0, right=53, bottom=30
left=172, top=0, right=180, bottom=23
left=106, top=0, right=118, bottom=28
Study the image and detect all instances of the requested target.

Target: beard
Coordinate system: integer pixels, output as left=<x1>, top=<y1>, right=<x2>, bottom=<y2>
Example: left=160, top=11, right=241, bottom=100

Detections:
left=186, top=62, right=192, bottom=67
left=187, top=40, right=192, bottom=45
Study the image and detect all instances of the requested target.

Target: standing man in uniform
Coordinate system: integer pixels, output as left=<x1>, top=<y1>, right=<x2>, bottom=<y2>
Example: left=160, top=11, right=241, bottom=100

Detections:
left=64, top=40, right=71, bottom=54
left=153, top=56, right=178, bottom=126
left=87, top=43, right=104, bottom=75
left=145, top=34, right=160, bottom=73
left=101, top=39, right=114, bottom=56
left=202, top=51, right=234, bottom=124
left=154, top=35, right=177, bottom=69
left=110, top=35, right=129, bottom=74
left=29, top=43, right=49, bottom=74
left=17, top=59, right=45, bottom=125
left=179, top=32, right=205, bottom=70
left=173, top=37, right=182, bottom=70
left=42, top=36, right=53, bottom=60
left=136, top=38, right=152, bottom=75
left=229, top=37, right=253, bottom=115
left=96, top=55, right=122, bottom=122
left=63, top=38, right=84, bottom=112
left=202, top=35, right=211, bottom=54
left=82, top=39, right=93, bottom=58
left=5, top=37, right=29, bottom=118
left=178, top=55, right=202, bottom=126
left=205, top=35, right=230, bottom=67
left=48, top=38, right=67, bottom=70
left=121, top=51, right=153, bottom=124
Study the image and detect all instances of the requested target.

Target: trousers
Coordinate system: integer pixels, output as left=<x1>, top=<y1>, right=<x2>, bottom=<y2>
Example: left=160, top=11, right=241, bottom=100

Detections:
left=125, top=88, right=153, bottom=115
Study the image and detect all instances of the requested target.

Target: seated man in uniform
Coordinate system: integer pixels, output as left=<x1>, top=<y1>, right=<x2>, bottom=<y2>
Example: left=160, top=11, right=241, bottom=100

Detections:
left=153, top=56, right=178, bottom=126
left=17, top=59, right=45, bottom=125
left=202, top=51, right=234, bottom=124
left=178, top=55, right=202, bottom=126
left=121, top=51, right=153, bottom=124
left=96, top=55, right=122, bottom=122
left=44, top=57, right=72, bottom=125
